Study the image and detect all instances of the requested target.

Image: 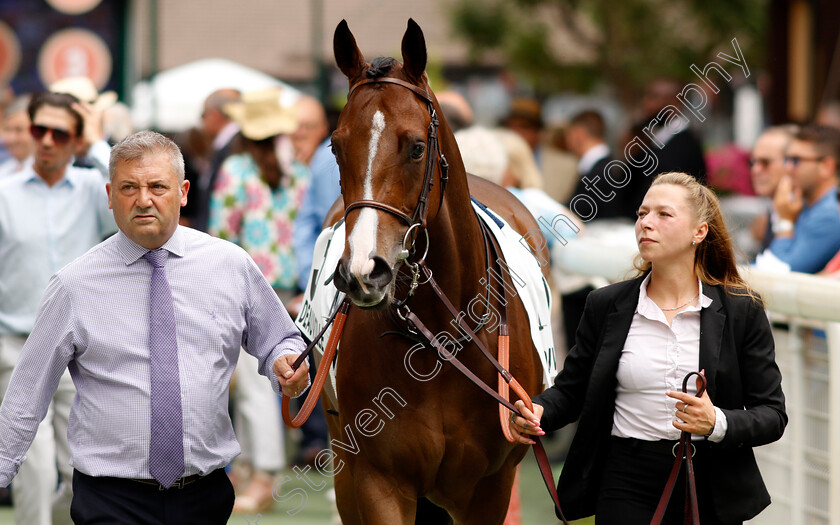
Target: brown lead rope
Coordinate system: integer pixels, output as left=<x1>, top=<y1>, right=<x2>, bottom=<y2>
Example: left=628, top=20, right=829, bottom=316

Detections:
left=281, top=298, right=351, bottom=428
left=650, top=371, right=707, bottom=525
left=403, top=309, right=569, bottom=524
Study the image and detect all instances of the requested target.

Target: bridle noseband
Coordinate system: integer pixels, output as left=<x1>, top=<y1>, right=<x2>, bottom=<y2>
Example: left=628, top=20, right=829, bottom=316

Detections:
left=341, top=76, right=449, bottom=231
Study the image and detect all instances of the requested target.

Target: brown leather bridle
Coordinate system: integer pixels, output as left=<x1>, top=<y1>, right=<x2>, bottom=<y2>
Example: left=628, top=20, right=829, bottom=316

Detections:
left=341, top=76, right=449, bottom=231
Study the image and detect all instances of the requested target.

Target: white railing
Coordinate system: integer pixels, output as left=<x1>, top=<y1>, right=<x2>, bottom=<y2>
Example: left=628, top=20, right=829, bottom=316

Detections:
left=553, top=233, right=840, bottom=525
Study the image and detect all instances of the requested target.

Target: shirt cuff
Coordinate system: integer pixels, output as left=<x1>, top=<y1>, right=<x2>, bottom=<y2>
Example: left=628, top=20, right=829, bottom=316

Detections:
left=0, top=454, right=23, bottom=488
left=707, top=407, right=728, bottom=442
left=86, top=140, right=111, bottom=176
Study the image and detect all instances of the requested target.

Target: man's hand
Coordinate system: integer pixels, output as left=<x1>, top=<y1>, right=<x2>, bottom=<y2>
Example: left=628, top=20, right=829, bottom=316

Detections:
left=773, top=175, right=803, bottom=223
left=273, top=354, right=310, bottom=398
left=72, top=101, right=105, bottom=148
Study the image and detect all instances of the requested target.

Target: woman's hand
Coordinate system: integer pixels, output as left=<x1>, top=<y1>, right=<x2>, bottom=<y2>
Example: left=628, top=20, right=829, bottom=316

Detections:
left=508, top=400, right=545, bottom=445
left=667, top=370, right=716, bottom=436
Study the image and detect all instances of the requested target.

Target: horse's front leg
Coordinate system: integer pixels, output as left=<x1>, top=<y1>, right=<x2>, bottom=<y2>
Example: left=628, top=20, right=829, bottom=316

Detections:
left=448, top=459, right=519, bottom=525
left=352, top=461, right=418, bottom=525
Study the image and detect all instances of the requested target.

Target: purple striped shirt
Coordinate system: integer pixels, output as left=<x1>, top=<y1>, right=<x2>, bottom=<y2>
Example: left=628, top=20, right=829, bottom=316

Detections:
left=0, top=226, right=305, bottom=485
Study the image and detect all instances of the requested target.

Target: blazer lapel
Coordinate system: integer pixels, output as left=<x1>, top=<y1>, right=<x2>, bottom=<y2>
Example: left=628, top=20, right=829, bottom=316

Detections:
left=699, top=284, right=726, bottom=399
left=589, top=279, right=641, bottom=393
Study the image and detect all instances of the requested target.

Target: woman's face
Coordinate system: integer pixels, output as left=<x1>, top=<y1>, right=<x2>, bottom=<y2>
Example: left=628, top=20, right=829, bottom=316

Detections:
left=635, top=183, right=706, bottom=265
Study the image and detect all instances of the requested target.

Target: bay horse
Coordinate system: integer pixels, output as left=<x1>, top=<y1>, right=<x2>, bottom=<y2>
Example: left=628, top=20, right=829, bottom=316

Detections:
left=324, top=19, right=549, bottom=525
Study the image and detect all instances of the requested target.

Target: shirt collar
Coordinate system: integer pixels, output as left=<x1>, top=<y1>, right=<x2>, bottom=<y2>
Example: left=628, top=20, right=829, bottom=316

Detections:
left=213, top=122, right=240, bottom=151
left=23, top=163, right=74, bottom=188
left=652, top=117, right=688, bottom=148
left=577, top=143, right=610, bottom=175
left=117, top=225, right=186, bottom=266
left=636, top=273, right=713, bottom=321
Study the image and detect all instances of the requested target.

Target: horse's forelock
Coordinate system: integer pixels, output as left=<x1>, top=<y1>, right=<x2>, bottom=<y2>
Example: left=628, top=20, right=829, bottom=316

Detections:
left=365, top=57, right=399, bottom=79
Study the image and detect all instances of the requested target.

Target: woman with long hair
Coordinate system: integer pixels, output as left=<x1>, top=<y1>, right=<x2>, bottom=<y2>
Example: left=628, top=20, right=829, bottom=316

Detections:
left=510, top=172, right=787, bottom=524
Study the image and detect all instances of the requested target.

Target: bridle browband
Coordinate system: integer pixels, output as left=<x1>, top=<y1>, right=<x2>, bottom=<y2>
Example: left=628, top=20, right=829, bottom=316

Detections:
left=342, top=76, right=449, bottom=230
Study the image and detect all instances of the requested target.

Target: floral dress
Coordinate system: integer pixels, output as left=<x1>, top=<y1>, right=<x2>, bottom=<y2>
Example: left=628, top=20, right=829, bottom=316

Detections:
left=209, top=153, right=310, bottom=291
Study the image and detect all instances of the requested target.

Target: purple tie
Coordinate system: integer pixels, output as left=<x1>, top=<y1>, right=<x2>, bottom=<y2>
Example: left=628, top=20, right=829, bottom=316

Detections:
left=143, top=249, right=185, bottom=488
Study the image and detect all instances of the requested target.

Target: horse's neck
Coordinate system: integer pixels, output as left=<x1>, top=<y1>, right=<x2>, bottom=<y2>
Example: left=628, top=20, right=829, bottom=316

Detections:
left=421, top=170, right=488, bottom=312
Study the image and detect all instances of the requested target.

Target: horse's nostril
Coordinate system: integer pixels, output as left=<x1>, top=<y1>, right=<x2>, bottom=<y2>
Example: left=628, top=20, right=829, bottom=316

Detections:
left=366, top=256, right=393, bottom=288
left=334, top=259, right=356, bottom=294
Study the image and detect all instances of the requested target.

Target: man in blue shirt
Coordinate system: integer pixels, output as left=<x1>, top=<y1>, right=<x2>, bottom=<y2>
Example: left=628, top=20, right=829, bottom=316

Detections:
left=759, top=125, right=840, bottom=273
left=293, top=138, right=341, bottom=293
left=0, top=91, right=114, bottom=525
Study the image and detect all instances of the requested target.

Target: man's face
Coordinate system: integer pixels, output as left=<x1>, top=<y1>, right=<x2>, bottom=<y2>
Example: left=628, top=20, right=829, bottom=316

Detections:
left=291, top=98, right=328, bottom=165
left=107, top=152, right=189, bottom=250
left=31, top=105, right=81, bottom=179
left=564, top=125, right=585, bottom=157
left=505, top=117, right=540, bottom=151
left=785, top=139, right=827, bottom=199
left=750, top=133, right=788, bottom=197
left=1, top=112, right=33, bottom=162
left=201, top=106, right=226, bottom=140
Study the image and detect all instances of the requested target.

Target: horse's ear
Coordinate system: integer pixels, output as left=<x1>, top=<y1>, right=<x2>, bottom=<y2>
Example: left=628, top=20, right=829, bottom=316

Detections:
left=334, top=19, right=366, bottom=81
left=401, top=19, right=427, bottom=83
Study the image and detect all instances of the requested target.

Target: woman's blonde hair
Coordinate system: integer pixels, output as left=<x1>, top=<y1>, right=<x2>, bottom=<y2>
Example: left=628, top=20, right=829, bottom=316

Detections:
left=633, top=172, right=761, bottom=303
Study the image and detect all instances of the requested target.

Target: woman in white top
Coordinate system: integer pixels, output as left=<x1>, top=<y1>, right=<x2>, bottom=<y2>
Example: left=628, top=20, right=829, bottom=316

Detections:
left=510, top=172, right=787, bottom=524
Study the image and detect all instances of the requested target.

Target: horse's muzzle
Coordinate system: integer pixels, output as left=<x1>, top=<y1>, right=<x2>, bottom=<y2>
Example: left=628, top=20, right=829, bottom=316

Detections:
left=334, top=256, right=394, bottom=308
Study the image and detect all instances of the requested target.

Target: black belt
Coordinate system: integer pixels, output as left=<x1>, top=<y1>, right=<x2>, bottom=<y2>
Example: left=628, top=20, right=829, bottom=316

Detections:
left=129, top=473, right=207, bottom=491
left=610, top=436, right=709, bottom=458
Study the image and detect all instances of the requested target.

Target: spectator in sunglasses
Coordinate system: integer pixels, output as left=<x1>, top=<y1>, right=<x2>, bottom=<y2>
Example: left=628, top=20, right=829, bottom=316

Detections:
left=754, top=124, right=840, bottom=273
left=747, top=125, right=799, bottom=254
left=0, top=90, right=115, bottom=525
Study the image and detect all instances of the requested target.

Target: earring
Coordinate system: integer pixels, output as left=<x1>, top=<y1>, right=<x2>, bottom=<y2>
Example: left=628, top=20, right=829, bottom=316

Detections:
left=692, top=241, right=697, bottom=246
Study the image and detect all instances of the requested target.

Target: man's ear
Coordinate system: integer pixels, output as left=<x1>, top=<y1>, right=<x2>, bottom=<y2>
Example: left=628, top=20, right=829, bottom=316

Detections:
left=106, top=182, right=114, bottom=210
left=821, top=155, right=837, bottom=180
left=180, top=180, right=190, bottom=207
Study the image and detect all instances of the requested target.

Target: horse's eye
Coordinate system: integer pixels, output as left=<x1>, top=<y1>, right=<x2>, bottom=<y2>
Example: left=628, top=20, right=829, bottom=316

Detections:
left=410, top=143, right=426, bottom=160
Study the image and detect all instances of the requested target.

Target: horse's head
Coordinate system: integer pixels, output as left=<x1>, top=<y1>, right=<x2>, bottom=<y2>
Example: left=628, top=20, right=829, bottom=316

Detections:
left=331, top=19, right=446, bottom=308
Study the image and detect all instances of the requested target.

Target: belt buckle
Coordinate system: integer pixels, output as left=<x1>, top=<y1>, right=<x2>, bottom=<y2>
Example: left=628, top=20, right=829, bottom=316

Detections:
left=671, top=442, right=697, bottom=459
left=160, top=477, right=186, bottom=491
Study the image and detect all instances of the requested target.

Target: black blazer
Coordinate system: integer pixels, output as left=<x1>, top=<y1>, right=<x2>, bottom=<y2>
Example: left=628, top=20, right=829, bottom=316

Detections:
left=568, top=156, right=635, bottom=221
left=192, top=138, right=237, bottom=233
left=535, top=275, right=787, bottom=522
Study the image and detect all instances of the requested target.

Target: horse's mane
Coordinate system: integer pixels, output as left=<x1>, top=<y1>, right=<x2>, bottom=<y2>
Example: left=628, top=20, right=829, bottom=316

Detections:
left=365, top=57, right=399, bottom=79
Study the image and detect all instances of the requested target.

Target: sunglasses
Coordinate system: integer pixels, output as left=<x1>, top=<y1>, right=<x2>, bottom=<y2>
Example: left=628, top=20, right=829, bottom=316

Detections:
left=748, top=157, right=778, bottom=169
left=30, top=124, right=74, bottom=145
left=784, top=155, right=824, bottom=167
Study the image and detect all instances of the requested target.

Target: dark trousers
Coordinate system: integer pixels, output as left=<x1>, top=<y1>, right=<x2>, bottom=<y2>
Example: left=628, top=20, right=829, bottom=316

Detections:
left=595, top=437, right=740, bottom=525
left=70, top=468, right=234, bottom=525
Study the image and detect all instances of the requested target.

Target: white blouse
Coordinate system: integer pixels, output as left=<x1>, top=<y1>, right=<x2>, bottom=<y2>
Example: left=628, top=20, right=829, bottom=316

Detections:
left=611, top=274, right=727, bottom=442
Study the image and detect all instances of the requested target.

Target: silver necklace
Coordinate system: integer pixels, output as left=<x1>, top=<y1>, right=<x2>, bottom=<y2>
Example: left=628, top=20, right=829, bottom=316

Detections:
left=659, top=293, right=699, bottom=311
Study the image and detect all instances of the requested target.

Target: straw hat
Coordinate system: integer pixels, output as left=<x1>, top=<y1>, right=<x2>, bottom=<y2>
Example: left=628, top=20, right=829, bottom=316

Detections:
left=224, top=88, right=299, bottom=141
left=49, top=76, right=118, bottom=111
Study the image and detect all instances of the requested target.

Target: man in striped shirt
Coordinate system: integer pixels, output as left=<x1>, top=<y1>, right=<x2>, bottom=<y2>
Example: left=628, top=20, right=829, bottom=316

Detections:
left=0, top=131, right=309, bottom=525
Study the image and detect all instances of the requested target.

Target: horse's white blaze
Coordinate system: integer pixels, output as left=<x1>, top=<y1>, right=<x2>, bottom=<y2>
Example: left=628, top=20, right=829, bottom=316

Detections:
left=348, top=110, right=386, bottom=285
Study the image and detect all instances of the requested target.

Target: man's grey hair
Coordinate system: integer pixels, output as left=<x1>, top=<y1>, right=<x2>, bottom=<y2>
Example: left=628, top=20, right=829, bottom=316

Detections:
left=109, top=130, right=185, bottom=182
left=3, top=95, right=31, bottom=119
